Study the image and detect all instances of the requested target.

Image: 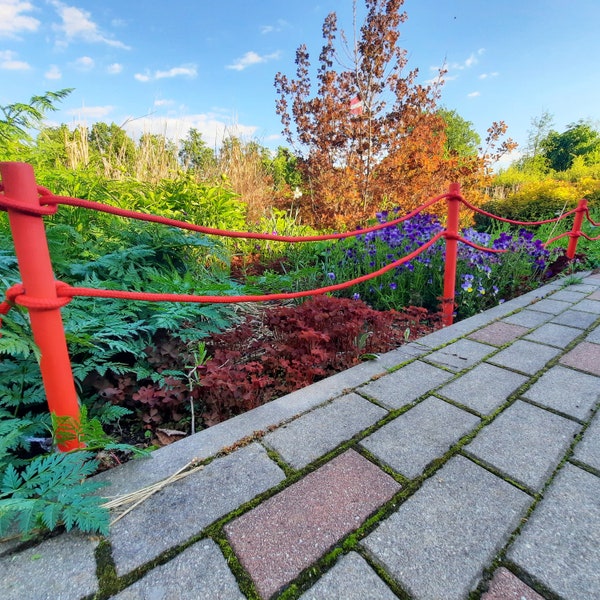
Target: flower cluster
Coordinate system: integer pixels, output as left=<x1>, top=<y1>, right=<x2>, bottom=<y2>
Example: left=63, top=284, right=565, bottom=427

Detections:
left=320, top=211, right=558, bottom=318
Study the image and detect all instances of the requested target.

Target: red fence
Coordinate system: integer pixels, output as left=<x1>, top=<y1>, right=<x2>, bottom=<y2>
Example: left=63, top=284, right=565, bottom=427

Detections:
left=0, top=162, right=598, bottom=450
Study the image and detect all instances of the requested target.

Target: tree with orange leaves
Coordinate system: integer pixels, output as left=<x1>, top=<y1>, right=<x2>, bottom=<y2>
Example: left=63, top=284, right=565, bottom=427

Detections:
left=275, top=0, right=516, bottom=228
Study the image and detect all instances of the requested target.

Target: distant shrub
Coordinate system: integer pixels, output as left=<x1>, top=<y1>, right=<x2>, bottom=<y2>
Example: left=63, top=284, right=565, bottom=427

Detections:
left=475, top=180, right=600, bottom=229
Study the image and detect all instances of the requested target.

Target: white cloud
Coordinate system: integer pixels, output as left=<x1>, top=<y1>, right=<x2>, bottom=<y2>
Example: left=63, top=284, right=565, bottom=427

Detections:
left=73, top=55, right=94, bottom=70
left=0, top=49, right=30, bottom=69
left=154, top=98, right=175, bottom=107
left=45, top=64, right=62, bottom=79
left=107, top=62, right=122, bottom=74
left=479, top=72, right=499, bottom=80
left=49, top=0, right=130, bottom=49
left=66, top=105, right=114, bottom=120
left=260, top=20, right=288, bottom=34
left=122, top=113, right=257, bottom=150
left=134, top=64, right=197, bottom=82
left=467, top=91, right=481, bottom=98
left=226, top=50, right=280, bottom=71
left=0, top=0, right=40, bottom=38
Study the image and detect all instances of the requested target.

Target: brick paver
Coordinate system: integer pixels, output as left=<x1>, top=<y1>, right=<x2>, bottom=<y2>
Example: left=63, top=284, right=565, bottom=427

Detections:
left=486, top=339, right=561, bottom=375
left=424, top=338, right=494, bottom=371
left=298, top=552, right=398, bottom=600
left=467, top=321, right=528, bottom=346
left=523, top=321, right=582, bottom=347
left=0, top=533, right=98, bottom=600
left=481, top=567, right=545, bottom=600
left=109, top=443, right=285, bottom=576
left=522, top=364, right=600, bottom=420
left=360, top=396, right=480, bottom=479
left=527, top=297, right=571, bottom=314
left=225, top=450, right=400, bottom=599
left=361, top=456, right=531, bottom=600
left=551, top=308, right=598, bottom=329
left=437, top=362, right=528, bottom=415
left=263, top=393, right=387, bottom=469
left=463, top=400, right=581, bottom=491
left=559, top=340, right=600, bottom=376
left=502, top=309, right=552, bottom=328
left=111, top=540, right=245, bottom=600
left=572, top=413, right=600, bottom=472
left=508, top=464, right=600, bottom=600
left=358, top=360, right=453, bottom=409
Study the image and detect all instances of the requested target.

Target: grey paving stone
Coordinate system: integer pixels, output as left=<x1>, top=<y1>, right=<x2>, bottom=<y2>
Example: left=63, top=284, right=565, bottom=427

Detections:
left=437, top=363, right=528, bottom=415
left=360, top=396, right=480, bottom=479
left=507, top=464, right=600, bottom=600
left=358, top=360, right=453, bottom=410
left=572, top=298, right=600, bottom=314
left=109, top=443, right=285, bottom=576
left=586, top=323, right=600, bottom=343
left=527, top=297, right=572, bottom=315
left=551, top=309, right=598, bottom=329
left=361, top=456, right=531, bottom=600
left=225, top=450, right=400, bottom=599
left=0, top=532, right=98, bottom=600
left=263, top=393, right=387, bottom=469
left=502, top=309, right=553, bottom=328
left=374, top=343, right=428, bottom=370
left=424, top=338, right=494, bottom=372
left=486, top=340, right=561, bottom=375
left=298, top=552, right=397, bottom=600
left=481, top=567, right=545, bottom=600
left=523, top=365, right=600, bottom=420
left=463, top=400, right=581, bottom=491
left=93, top=384, right=335, bottom=497
left=523, top=322, right=582, bottom=347
left=111, top=539, right=244, bottom=600
left=468, top=321, right=529, bottom=346
left=549, top=289, right=589, bottom=303
left=572, top=413, right=600, bottom=472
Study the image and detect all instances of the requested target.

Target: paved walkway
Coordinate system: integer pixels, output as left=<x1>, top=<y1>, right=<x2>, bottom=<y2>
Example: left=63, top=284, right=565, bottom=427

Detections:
left=2, top=272, right=600, bottom=600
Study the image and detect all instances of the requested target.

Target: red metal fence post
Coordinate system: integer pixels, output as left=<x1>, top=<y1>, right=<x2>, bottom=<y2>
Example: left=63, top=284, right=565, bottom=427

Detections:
left=0, top=162, right=82, bottom=451
left=566, top=198, right=588, bottom=259
left=442, top=183, right=461, bottom=327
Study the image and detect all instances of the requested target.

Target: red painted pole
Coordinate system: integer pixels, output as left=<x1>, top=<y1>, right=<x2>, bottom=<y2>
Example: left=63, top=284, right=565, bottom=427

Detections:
left=442, top=183, right=461, bottom=327
left=0, top=162, right=82, bottom=451
left=566, top=198, right=588, bottom=259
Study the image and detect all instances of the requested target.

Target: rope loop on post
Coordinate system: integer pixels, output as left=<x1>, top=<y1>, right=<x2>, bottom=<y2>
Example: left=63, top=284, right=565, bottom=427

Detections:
left=0, top=190, right=58, bottom=216
left=1, top=281, right=73, bottom=313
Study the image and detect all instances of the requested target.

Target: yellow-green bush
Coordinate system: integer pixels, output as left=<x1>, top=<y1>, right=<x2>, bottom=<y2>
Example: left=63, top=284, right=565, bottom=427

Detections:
left=475, top=179, right=600, bottom=229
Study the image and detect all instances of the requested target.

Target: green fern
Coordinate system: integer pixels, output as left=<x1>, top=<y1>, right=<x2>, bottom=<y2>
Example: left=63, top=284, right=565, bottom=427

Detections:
left=0, top=451, right=109, bottom=537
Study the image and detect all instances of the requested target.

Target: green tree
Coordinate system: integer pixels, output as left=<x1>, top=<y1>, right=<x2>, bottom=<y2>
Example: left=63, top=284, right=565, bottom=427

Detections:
left=178, top=128, right=216, bottom=174
left=88, top=122, right=137, bottom=173
left=437, top=108, right=480, bottom=158
left=541, top=120, right=600, bottom=171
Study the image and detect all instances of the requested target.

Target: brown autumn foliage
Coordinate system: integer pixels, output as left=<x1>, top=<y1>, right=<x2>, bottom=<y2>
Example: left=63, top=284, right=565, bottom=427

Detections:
left=274, top=0, right=516, bottom=229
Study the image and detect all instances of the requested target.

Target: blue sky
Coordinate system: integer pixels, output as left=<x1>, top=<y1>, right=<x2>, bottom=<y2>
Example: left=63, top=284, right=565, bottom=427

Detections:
left=1, top=0, right=599, bottom=168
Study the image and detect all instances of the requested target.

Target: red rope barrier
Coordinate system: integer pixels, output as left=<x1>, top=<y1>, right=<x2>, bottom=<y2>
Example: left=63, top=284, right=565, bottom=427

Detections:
left=0, top=232, right=445, bottom=309
left=460, top=195, right=579, bottom=226
left=34, top=192, right=448, bottom=243
left=585, top=208, right=600, bottom=228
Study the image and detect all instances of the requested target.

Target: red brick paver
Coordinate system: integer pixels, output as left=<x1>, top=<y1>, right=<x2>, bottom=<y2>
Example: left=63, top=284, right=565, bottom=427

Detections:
left=560, top=341, right=600, bottom=376
left=468, top=321, right=529, bottom=346
left=224, top=450, right=400, bottom=599
left=481, top=567, right=545, bottom=600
